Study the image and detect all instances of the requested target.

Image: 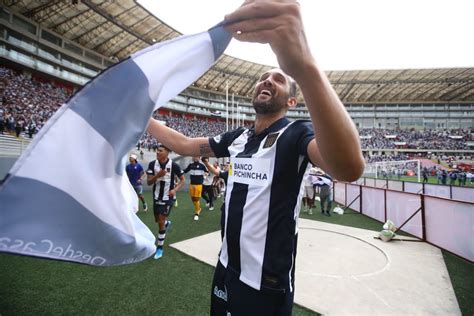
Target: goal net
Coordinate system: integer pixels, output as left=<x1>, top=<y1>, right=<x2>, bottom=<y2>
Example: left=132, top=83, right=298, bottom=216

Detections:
left=364, top=159, right=421, bottom=182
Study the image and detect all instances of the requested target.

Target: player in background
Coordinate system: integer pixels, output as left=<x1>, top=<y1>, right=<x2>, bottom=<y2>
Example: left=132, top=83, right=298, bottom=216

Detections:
left=125, top=153, right=147, bottom=212
left=147, top=144, right=185, bottom=259
left=183, top=157, right=208, bottom=221
left=201, top=159, right=215, bottom=211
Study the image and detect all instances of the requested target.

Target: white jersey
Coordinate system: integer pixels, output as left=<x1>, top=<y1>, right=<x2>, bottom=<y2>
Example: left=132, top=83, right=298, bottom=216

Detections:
left=209, top=117, right=314, bottom=292
left=146, top=158, right=183, bottom=203
left=203, top=172, right=213, bottom=186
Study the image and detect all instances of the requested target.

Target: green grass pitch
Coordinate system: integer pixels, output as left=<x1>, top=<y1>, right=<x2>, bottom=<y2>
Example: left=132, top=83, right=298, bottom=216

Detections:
left=0, top=191, right=472, bottom=315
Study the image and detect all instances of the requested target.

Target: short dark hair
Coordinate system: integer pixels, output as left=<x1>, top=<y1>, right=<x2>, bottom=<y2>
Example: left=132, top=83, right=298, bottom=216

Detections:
left=158, top=143, right=171, bottom=152
left=288, top=77, right=297, bottom=98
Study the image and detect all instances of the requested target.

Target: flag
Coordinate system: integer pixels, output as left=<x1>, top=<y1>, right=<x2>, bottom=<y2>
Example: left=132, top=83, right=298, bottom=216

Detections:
left=0, top=25, right=231, bottom=266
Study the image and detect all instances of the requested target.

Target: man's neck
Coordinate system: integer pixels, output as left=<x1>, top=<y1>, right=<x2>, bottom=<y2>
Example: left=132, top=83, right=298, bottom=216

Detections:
left=158, top=158, right=168, bottom=164
left=254, top=112, right=285, bottom=135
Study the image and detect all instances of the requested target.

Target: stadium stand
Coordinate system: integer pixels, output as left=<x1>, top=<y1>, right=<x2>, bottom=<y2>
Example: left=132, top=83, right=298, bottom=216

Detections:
left=0, top=66, right=72, bottom=137
left=0, top=2, right=472, bottom=161
left=1, top=2, right=473, bottom=315
left=359, top=127, right=472, bottom=150
left=0, top=2, right=472, bottom=176
left=1, top=64, right=472, bottom=159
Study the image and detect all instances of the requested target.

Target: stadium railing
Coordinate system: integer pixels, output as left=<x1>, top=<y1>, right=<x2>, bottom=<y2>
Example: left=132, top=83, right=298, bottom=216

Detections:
left=333, top=181, right=473, bottom=262
left=0, top=134, right=31, bottom=157
left=353, top=177, right=474, bottom=203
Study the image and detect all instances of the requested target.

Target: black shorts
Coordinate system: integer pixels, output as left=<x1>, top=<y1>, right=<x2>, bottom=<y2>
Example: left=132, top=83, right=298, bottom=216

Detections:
left=153, top=199, right=173, bottom=216
left=210, top=261, right=294, bottom=316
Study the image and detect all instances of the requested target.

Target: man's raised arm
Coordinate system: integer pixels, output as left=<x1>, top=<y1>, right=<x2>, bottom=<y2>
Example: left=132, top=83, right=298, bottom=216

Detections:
left=223, top=0, right=365, bottom=181
left=202, top=158, right=220, bottom=177
left=147, top=118, right=215, bottom=157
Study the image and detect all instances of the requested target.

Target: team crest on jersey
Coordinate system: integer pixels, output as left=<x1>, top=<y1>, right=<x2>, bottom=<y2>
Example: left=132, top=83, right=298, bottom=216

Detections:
left=166, top=167, right=170, bottom=172
left=213, top=134, right=222, bottom=144
left=213, top=285, right=228, bottom=302
left=263, top=132, right=279, bottom=148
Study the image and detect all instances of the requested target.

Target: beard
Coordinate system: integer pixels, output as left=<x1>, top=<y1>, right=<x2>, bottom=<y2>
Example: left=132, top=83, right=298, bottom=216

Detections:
left=252, top=94, right=288, bottom=115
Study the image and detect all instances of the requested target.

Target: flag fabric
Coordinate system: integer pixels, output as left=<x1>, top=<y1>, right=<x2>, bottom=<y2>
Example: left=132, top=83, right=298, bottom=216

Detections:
left=0, top=25, right=231, bottom=266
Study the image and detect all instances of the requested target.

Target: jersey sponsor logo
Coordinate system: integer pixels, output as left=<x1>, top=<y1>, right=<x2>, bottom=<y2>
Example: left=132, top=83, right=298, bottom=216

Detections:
left=213, top=285, right=228, bottom=302
left=190, top=169, right=205, bottom=175
left=229, top=157, right=271, bottom=186
left=263, top=132, right=279, bottom=148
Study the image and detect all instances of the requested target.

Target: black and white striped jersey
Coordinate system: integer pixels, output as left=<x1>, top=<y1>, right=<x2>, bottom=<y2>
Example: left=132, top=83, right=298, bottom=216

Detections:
left=183, top=161, right=207, bottom=185
left=209, top=117, right=314, bottom=292
left=313, top=174, right=333, bottom=188
left=147, top=158, right=183, bottom=203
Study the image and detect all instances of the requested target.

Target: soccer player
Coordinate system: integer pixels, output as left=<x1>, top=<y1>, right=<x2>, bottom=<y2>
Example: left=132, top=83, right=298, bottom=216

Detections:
left=202, top=158, right=228, bottom=240
left=146, top=144, right=185, bottom=259
left=313, top=170, right=334, bottom=216
left=202, top=169, right=215, bottom=211
left=302, top=164, right=317, bottom=215
left=183, top=156, right=208, bottom=221
left=422, top=167, right=429, bottom=183
left=125, top=153, right=147, bottom=212
left=147, top=0, right=364, bottom=313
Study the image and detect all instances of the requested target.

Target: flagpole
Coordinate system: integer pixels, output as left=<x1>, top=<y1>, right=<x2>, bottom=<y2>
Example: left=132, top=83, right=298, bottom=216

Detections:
left=236, top=102, right=238, bottom=127
left=237, top=102, right=240, bottom=127
left=225, top=79, right=229, bottom=132
left=231, top=93, right=235, bottom=130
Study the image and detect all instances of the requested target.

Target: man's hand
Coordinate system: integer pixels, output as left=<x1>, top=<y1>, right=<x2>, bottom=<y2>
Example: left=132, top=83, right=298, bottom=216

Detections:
left=156, top=169, right=167, bottom=178
left=224, top=1, right=365, bottom=182
left=224, top=0, right=314, bottom=80
left=169, top=189, right=176, bottom=198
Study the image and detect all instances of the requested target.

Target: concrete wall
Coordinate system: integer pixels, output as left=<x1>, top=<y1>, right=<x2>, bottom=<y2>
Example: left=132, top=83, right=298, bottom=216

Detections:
left=0, top=157, right=17, bottom=181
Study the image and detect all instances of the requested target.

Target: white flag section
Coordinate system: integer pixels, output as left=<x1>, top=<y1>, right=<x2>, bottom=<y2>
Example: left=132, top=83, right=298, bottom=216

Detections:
left=0, top=25, right=231, bottom=266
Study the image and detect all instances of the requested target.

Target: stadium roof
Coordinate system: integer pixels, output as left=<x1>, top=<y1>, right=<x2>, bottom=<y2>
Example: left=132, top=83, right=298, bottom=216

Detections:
left=5, top=0, right=474, bottom=103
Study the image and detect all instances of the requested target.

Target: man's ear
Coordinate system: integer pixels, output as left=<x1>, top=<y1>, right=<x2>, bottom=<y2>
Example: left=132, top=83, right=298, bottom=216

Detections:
left=287, top=97, right=297, bottom=108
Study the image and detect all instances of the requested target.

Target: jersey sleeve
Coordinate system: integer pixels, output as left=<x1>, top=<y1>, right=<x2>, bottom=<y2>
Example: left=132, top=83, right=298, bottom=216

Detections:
left=208, top=127, right=246, bottom=158
left=183, top=164, right=190, bottom=173
left=146, top=161, right=155, bottom=175
left=173, top=162, right=184, bottom=177
left=219, top=170, right=228, bottom=183
left=294, top=120, right=315, bottom=158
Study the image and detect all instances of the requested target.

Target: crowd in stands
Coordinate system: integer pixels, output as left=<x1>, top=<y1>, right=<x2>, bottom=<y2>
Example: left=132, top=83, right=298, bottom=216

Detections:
left=155, top=114, right=238, bottom=138
left=137, top=114, right=252, bottom=151
left=0, top=67, right=71, bottom=137
left=359, top=128, right=472, bottom=150
left=365, top=153, right=411, bottom=163
left=138, top=121, right=472, bottom=152
left=1, top=66, right=472, bottom=155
